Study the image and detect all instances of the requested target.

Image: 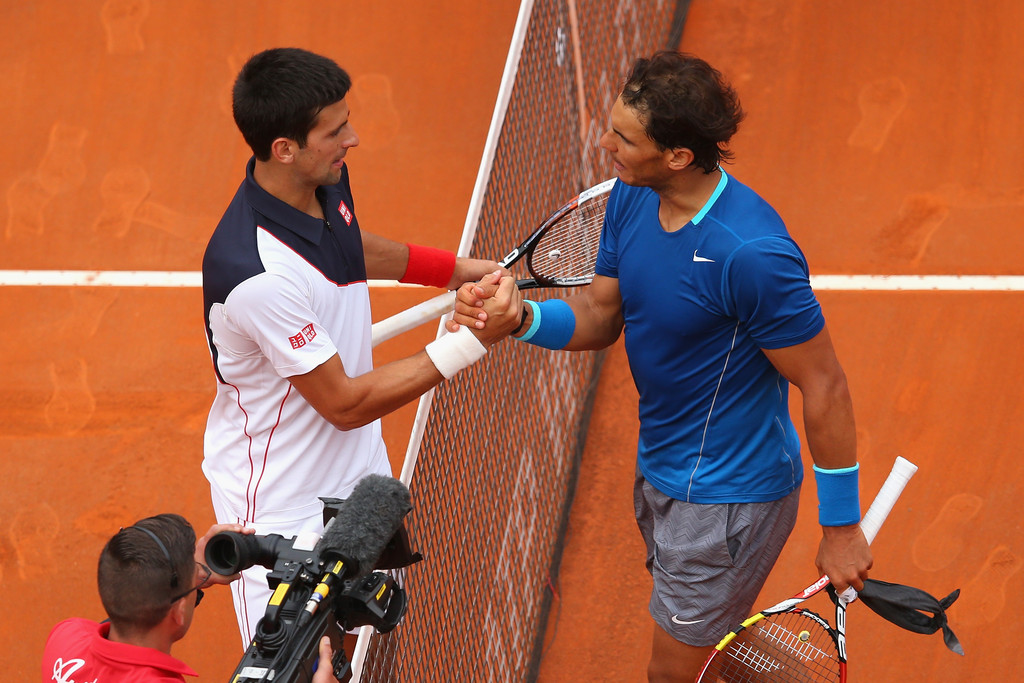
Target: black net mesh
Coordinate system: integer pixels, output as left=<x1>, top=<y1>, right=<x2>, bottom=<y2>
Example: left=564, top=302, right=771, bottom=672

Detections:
left=358, top=2, right=687, bottom=680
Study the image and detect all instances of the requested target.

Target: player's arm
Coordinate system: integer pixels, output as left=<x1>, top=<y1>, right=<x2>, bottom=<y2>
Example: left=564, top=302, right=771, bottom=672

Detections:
left=288, top=350, right=448, bottom=430
left=289, top=276, right=521, bottom=430
left=450, top=273, right=624, bottom=351
left=527, top=274, right=623, bottom=351
left=761, top=324, right=872, bottom=592
left=359, top=231, right=504, bottom=288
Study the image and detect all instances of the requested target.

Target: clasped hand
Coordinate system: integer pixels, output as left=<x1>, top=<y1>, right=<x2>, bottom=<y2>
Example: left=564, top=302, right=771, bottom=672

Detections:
left=447, top=270, right=523, bottom=345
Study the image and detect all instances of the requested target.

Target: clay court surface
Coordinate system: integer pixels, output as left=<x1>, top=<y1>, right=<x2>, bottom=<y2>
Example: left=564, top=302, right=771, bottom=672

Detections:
left=3, top=1, right=1021, bottom=680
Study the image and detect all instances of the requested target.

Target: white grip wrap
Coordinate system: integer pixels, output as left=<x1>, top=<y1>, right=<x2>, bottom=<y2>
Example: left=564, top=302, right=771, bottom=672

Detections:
left=425, top=325, right=487, bottom=379
left=839, top=455, right=918, bottom=603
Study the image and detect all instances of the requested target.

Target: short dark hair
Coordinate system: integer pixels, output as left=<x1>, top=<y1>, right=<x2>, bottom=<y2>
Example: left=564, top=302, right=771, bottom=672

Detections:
left=620, top=51, right=745, bottom=173
left=232, top=47, right=353, bottom=161
left=98, top=514, right=196, bottom=633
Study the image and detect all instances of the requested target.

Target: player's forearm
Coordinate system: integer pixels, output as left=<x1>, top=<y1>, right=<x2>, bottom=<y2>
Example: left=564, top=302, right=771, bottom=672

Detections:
left=293, top=320, right=501, bottom=429
left=801, top=375, right=857, bottom=471
left=512, top=284, right=622, bottom=351
left=764, top=326, right=856, bottom=469
left=807, top=380, right=871, bottom=589
left=360, top=231, right=409, bottom=280
left=362, top=232, right=471, bottom=287
left=562, top=293, right=623, bottom=350
left=335, top=357, right=445, bottom=430
left=297, top=353, right=445, bottom=431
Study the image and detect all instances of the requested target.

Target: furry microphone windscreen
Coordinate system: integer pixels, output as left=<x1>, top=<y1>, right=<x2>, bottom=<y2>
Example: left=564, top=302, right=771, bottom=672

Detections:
left=315, top=474, right=412, bottom=576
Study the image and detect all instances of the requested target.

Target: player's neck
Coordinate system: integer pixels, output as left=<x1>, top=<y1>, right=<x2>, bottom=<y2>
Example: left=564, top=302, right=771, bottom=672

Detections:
left=655, top=166, right=723, bottom=231
left=252, top=160, right=323, bottom=219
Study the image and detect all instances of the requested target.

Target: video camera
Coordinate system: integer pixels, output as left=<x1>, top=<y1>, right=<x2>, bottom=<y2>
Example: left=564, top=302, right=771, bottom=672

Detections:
left=207, top=479, right=421, bottom=683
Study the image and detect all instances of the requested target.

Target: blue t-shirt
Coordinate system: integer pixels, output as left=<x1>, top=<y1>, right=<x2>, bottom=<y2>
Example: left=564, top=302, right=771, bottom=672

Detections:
left=595, top=171, right=824, bottom=503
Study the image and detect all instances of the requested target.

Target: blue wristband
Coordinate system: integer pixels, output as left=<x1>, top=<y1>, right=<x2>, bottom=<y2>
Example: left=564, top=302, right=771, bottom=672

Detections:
left=516, top=298, right=575, bottom=349
left=813, top=463, right=861, bottom=526
left=518, top=300, right=542, bottom=341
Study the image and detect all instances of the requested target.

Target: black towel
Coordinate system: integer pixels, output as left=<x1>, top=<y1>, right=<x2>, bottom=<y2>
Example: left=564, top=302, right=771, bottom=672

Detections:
left=832, top=579, right=964, bottom=656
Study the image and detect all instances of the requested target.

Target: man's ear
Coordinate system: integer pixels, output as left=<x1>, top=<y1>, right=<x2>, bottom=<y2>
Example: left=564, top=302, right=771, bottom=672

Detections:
left=666, top=146, right=695, bottom=171
left=270, top=137, right=296, bottom=164
left=169, top=597, right=188, bottom=628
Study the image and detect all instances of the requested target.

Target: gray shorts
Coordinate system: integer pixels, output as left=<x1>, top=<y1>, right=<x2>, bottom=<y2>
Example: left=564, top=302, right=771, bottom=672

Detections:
left=634, top=470, right=800, bottom=647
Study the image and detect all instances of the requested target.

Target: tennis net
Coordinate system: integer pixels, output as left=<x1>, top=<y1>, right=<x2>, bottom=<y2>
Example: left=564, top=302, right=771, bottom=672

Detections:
left=356, top=1, right=689, bottom=680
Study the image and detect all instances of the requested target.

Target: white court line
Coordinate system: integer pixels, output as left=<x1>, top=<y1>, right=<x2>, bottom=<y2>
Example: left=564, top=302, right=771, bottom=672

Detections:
left=0, top=270, right=424, bottom=288
left=0, top=271, right=1022, bottom=291
left=810, top=274, right=1024, bottom=291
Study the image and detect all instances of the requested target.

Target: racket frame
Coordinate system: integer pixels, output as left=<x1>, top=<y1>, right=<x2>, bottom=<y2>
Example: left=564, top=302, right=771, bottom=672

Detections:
left=696, top=456, right=918, bottom=682
left=493, top=176, right=616, bottom=289
left=370, top=178, right=616, bottom=346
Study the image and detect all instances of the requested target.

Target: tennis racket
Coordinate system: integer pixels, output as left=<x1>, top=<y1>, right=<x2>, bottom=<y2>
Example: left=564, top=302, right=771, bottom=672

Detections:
left=696, top=455, right=919, bottom=683
left=371, top=177, right=616, bottom=346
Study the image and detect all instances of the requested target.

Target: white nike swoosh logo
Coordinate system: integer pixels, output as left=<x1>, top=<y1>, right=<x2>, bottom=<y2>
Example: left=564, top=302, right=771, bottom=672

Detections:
left=693, top=250, right=715, bottom=263
left=671, top=615, right=705, bottom=625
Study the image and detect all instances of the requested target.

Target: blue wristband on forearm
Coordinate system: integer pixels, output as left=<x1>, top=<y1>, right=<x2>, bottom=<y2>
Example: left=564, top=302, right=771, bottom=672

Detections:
left=517, top=298, right=575, bottom=349
left=518, top=300, right=542, bottom=341
left=813, top=463, right=861, bottom=526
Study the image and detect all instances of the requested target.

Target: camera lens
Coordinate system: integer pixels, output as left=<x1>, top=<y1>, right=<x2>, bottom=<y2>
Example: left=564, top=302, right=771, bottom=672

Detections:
left=206, top=532, right=286, bottom=574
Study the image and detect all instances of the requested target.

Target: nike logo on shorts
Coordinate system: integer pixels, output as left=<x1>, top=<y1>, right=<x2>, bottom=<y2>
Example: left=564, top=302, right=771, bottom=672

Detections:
left=671, top=615, right=705, bottom=625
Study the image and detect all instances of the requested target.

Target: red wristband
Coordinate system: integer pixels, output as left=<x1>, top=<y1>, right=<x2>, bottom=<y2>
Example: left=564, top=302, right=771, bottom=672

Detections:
left=400, top=243, right=456, bottom=288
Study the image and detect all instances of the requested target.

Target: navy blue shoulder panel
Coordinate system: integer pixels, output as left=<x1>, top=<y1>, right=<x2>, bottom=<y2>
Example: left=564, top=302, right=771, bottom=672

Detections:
left=202, top=161, right=367, bottom=379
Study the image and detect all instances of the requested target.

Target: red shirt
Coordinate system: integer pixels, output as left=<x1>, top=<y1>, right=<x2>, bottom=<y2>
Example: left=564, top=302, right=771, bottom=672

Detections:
left=42, top=618, right=197, bottom=682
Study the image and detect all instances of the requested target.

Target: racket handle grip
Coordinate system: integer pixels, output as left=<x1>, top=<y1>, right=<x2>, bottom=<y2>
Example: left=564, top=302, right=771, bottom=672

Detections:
left=859, top=456, right=918, bottom=544
left=371, top=291, right=457, bottom=347
left=838, top=456, right=918, bottom=603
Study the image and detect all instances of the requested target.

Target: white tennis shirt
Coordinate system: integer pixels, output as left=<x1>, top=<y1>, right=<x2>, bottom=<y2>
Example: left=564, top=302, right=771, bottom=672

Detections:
left=201, top=160, right=390, bottom=525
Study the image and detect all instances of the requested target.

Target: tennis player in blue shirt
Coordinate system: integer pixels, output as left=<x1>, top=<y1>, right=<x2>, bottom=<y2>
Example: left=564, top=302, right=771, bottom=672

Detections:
left=451, top=51, right=872, bottom=682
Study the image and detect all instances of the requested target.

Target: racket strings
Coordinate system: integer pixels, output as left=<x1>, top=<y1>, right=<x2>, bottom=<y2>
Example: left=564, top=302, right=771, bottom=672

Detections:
left=527, top=195, right=609, bottom=283
left=701, top=612, right=841, bottom=683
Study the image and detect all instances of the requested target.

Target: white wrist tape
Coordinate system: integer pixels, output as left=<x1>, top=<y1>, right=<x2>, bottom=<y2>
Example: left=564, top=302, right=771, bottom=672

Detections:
left=425, top=325, right=487, bottom=379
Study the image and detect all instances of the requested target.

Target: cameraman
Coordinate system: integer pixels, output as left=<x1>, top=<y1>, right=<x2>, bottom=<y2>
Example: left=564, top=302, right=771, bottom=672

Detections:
left=41, top=514, right=339, bottom=682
